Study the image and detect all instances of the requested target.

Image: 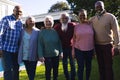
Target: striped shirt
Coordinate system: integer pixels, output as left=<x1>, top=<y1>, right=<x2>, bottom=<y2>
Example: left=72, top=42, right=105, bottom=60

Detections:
left=0, top=14, right=23, bottom=53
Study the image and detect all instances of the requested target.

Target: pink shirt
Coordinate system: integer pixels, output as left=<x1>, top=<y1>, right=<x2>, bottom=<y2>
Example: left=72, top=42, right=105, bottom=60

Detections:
left=73, top=23, right=94, bottom=51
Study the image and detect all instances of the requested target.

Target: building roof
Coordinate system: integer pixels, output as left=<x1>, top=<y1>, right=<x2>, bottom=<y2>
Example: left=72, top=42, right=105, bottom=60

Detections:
left=22, top=10, right=78, bottom=23
left=0, top=0, right=19, bottom=6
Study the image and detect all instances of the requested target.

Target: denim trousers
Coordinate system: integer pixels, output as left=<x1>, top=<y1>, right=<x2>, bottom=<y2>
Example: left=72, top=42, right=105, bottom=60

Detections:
left=75, top=48, right=93, bottom=80
left=62, top=47, right=76, bottom=80
left=2, top=51, right=19, bottom=80
left=44, top=56, right=59, bottom=80
left=23, top=60, right=37, bottom=80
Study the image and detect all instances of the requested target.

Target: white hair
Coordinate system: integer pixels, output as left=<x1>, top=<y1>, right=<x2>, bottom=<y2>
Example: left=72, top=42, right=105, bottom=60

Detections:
left=60, top=12, right=71, bottom=22
left=60, top=12, right=70, bottom=19
left=26, top=16, right=35, bottom=22
left=44, top=15, right=54, bottom=27
left=25, top=16, right=35, bottom=27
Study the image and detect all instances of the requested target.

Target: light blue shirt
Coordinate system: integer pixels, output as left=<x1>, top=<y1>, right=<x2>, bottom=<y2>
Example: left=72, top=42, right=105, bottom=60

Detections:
left=18, top=27, right=40, bottom=64
left=23, top=31, right=31, bottom=60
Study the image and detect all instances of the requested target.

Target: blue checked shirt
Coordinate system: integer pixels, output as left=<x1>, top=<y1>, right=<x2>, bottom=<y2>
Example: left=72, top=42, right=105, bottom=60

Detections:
left=0, top=14, right=23, bottom=53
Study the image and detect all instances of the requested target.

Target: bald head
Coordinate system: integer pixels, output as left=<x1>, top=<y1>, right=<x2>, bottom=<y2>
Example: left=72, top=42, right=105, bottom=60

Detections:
left=14, top=6, right=21, bottom=9
left=95, top=1, right=104, bottom=8
left=13, top=5, right=23, bottom=19
left=95, top=1, right=105, bottom=13
left=13, top=5, right=23, bottom=12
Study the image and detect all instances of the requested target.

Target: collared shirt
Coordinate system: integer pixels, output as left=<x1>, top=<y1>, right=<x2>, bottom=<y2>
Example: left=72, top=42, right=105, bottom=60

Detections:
left=96, top=10, right=106, bottom=20
left=0, top=14, right=23, bottom=53
left=90, top=12, right=120, bottom=47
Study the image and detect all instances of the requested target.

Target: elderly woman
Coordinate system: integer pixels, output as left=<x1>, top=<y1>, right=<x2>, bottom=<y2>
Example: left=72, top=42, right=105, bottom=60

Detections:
left=18, top=16, right=40, bottom=80
left=38, top=15, right=63, bottom=80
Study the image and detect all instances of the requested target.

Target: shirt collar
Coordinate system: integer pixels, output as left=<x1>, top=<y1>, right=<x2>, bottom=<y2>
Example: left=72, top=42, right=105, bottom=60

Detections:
left=96, top=10, right=106, bottom=16
left=11, top=14, right=21, bottom=21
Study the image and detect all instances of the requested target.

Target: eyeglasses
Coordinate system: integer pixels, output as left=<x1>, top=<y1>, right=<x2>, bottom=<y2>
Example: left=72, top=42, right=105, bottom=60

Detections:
left=14, top=10, right=22, bottom=13
left=16, top=10, right=22, bottom=13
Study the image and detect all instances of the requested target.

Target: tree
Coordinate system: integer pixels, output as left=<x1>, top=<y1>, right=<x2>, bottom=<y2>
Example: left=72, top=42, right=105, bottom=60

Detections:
left=48, top=1, right=70, bottom=12
left=104, top=0, right=120, bottom=23
left=66, top=0, right=120, bottom=23
left=67, top=0, right=96, bottom=16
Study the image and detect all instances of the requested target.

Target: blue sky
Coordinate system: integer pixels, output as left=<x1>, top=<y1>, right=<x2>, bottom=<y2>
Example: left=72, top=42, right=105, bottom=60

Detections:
left=13, top=0, right=68, bottom=16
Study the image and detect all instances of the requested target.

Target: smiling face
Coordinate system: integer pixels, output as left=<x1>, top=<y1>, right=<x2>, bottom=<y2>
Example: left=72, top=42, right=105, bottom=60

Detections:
left=45, top=18, right=52, bottom=28
left=60, top=13, right=69, bottom=24
left=44, top=16, right=54, bottom=29
left=78, top=9, right=87, bottom=23
left=26, top=17, right=35, bottom=28
left=95, top=1, right=104, bottom=13
left=13, top=6, right=23, bottom=19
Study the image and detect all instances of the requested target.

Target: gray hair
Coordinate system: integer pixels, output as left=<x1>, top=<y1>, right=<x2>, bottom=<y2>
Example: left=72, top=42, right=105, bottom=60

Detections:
left=25, top=16, right=35, bottom=27
left=60, top=12, right=69, bottom=19
left=44, top=15, right=54, bottom=27
left=26, top=16, right=35, bottom=22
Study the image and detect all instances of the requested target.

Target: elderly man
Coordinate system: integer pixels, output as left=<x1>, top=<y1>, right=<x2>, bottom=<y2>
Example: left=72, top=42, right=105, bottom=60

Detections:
left=90, top=1, right=120, bottom=80
left=0, top=6, right=23, bottom=80
left=54, top=12, right=76, bottom=80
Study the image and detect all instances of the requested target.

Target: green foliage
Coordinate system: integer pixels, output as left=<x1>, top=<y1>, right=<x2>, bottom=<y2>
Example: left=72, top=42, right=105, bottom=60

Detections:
left=66, top=0, right=120, bottom=23
left=104, top=0, right=120, bottom=24
left=48, top=1, right=70, bottom=12
left=67, top=0, right=96, bottom=16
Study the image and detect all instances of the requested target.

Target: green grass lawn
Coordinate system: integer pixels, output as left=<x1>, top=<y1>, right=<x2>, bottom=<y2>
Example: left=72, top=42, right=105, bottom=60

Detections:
left=0, top=55, right=120, bottom=80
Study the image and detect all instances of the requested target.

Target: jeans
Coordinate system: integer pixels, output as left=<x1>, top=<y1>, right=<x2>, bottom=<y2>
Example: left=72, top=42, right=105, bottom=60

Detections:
left=2, top=51, right=19, bottom=80
left=44, top=56, right=59, bottom=80
left=23, top=60, right=37, bottom=80
left=75, top=48, right=93, bottom=80
left=62, top=47, right=76, bottom=80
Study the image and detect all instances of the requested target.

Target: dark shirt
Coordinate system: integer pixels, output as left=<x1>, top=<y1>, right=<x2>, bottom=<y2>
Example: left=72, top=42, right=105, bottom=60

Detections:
left=54, top=22, right=75, bottom=48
